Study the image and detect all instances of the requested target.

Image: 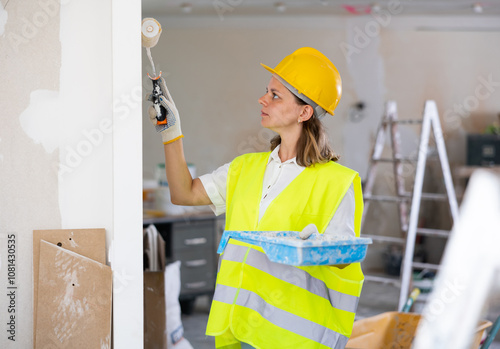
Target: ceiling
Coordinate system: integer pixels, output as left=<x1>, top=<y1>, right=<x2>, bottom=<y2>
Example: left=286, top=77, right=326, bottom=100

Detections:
left=142, top=0, right=500, bottom=17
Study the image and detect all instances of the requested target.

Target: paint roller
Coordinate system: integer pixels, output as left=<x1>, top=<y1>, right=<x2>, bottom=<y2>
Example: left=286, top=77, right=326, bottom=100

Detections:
left=299, top=223, right=319, bottom=240
left=142, top=17, right=167, bottom=125
left=142, top=17, right=162, bottom=76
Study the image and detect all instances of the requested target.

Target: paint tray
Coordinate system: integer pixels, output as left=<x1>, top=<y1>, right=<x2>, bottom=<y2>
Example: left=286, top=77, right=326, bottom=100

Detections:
left=217, top=230, right=372, bottom=266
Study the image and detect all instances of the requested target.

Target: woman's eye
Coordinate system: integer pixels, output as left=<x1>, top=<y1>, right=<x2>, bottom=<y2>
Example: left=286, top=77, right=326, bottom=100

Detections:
left=272, top=93, right=279, bottom=99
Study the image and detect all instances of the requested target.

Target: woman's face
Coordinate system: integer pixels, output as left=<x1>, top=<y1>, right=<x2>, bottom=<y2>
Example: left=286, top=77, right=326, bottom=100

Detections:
left=258, top=77, right=305, bottom=132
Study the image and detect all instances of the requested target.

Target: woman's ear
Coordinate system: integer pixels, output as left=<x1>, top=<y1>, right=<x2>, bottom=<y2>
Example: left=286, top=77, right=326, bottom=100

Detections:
left=299, top=105, right=314, bottom=122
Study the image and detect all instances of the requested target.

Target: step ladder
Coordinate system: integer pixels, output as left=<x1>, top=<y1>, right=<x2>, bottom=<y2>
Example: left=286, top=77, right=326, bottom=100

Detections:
left=361, top=100, right=460, bottom=311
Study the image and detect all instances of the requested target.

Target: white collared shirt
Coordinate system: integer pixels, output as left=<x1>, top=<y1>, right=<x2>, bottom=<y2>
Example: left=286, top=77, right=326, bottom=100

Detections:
left=199, top=145, right=355, bottom=237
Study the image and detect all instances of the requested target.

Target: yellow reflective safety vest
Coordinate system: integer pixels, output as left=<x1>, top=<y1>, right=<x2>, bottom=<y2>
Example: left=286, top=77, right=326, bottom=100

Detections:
left=206, top=152, right=364, bottom=349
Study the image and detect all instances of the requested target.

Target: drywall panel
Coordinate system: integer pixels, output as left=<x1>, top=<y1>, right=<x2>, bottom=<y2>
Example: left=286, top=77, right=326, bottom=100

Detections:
left=32, top=228, right=107, bottom=342
left=0, top=0, right=62, bottom=347
left=35, top=240, right=112, bottom=348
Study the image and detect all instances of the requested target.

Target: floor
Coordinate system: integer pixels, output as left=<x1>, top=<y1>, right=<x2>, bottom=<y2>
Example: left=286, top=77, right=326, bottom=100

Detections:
left=181, top=281, right=500, bottom=349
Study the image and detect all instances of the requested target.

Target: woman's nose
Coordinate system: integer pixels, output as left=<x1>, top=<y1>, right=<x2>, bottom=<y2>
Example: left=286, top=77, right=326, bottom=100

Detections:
left=258, top=94, right=268, bottom=106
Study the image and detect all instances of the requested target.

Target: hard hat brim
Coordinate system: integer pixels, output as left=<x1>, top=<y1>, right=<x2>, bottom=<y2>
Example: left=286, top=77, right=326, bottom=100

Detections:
left=260, top=63, right=276, bottom=76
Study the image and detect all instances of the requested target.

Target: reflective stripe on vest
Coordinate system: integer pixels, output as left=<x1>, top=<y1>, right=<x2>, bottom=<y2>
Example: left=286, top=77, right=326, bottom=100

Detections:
left=222, top=243, right=359, bottom=313
left=213, top=284, right=349, bottom=349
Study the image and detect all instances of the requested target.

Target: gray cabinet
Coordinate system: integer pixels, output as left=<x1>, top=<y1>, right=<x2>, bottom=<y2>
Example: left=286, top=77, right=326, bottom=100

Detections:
left=171, top=219, right=217, bottom=296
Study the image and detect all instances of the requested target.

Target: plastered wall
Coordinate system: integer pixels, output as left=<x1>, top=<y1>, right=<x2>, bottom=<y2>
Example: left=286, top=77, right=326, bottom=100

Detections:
left=1, top=0, right=143, bottom=347
left=1, top=1, right=63, bottom=347
left=142, top=14, right=500, bottom=271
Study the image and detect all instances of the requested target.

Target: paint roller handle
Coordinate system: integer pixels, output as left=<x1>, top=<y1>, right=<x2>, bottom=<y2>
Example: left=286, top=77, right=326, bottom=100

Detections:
left=146, top=76, right=183, bottom=145
left=147, top=78, right=167, bottom=123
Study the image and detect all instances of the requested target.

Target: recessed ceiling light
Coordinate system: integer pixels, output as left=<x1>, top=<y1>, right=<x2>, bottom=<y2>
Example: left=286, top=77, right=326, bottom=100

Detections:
left=275, top=2, right=286, bottom=13
left=472, top=3, right=483, bottom=14
left=371, top=2, right=381, bottom=13
left=180, top=3, right=193, bottom=14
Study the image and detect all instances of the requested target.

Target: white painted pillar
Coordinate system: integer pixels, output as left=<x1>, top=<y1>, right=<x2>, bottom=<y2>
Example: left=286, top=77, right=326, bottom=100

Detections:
left=111, top=1, right=144, bottom=348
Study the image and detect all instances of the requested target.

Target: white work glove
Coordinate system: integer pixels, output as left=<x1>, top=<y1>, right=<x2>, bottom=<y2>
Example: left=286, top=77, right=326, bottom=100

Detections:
left=147, top=76, right=183, bottom=144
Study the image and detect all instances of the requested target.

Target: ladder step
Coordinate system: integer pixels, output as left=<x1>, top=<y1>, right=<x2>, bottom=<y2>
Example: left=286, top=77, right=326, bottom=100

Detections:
left=364, top=193, right=448, bottom=202
left=412, top=262, right=441, bottom=271
left=416, top=228, right=451, bottom=238
left=396, top=119, right=423, bottom=124
left=372, top=157, right=417, bottom=163
left=400, top=192, right=449, bottom=201
left=363, top=195, right=409, bottom=202
left=421, top=193, right=449, bottom=200
left=361, top=234, right=406, bottom=244
left=383, top=119, right=423, bottom=125
left=364, top=274, right=401, bottom=287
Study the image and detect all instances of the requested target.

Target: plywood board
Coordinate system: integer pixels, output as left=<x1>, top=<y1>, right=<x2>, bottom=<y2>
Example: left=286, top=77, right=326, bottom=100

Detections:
left=33, top=228, right=106, bottom=344
left=35, top=240, right=112, bottom=348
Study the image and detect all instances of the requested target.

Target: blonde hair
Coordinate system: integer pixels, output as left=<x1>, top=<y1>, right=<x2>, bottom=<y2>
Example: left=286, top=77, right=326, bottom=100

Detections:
left=270, top=97, right=339, bottom=167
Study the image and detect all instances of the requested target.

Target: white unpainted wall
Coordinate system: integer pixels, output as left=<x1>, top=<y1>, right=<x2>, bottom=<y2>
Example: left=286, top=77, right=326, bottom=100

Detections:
left=141, top=14, right=500, bottom=271
left=0, top=0, right=143, bottom=348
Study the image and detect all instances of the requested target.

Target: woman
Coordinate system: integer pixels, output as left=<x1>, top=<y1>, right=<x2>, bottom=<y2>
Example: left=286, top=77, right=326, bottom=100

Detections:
left=148, top=47, right=364, bottom=349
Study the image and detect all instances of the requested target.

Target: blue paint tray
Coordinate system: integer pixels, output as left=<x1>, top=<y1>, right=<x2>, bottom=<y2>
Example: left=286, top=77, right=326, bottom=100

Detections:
left=217, top=230, right=372, bottom=266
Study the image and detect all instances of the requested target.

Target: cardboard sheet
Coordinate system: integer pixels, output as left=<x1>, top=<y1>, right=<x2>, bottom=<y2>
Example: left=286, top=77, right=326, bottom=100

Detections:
left=346, top=311, right=491, bottom=349
left=144, top=272, right=167, bottom=349
left=32, top=228, right=107, bottom=343
left=35, top=240, right=112, bottom=348
left=143, top=225, right=168, bottom=347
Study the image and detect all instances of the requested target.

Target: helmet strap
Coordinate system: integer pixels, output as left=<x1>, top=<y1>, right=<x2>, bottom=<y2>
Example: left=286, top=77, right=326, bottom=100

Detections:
left=272, top=74, right=328, bottom=119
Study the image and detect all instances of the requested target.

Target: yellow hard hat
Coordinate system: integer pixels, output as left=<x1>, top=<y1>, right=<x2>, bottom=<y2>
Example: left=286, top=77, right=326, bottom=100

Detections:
left=261, top=47, right=342, bottom=117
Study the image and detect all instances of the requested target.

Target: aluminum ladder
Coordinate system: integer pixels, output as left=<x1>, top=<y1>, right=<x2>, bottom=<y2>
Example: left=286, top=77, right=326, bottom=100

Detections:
left=361, top=100, right=460, bottom=311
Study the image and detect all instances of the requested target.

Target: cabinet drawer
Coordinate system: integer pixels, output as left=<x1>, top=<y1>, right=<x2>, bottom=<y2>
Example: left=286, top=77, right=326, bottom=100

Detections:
left=180, top=277, right=215, bottom=295
left=180, top=266, right=216, bottom=295
left=174, top=248, right=215, bottom=271
left=180, top=265, right=215, bottom=286
left=177, top=249, right=216, bottom=295
left=172, top=220, right=214, bottom=250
